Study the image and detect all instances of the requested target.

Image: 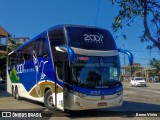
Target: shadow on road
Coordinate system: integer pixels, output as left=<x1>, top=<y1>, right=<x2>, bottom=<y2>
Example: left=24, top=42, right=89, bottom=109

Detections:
left=23, top=98, right=45, bottom=107
left=122, top=101, right=160, bottom=111
left=48, top=100, right=160, bottom=118
left=0, top=84, right=6, bottom=91
left=0, top=84, right=11, bottom=97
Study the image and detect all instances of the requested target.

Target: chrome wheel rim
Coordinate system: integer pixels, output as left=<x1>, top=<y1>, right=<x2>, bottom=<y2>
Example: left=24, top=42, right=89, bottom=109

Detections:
left=47, top=94, right=54, bottom=107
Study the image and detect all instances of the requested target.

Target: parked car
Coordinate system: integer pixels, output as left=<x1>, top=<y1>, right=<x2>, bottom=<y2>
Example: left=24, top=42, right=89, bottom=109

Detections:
left=130, top=77, right=146, bottom=87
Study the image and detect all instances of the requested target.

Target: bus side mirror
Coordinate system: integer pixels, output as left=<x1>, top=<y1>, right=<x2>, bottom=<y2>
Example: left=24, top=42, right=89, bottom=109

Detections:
left=55, top=45, right=75, bottom=66
left=118, top=48, right=133, bottom=65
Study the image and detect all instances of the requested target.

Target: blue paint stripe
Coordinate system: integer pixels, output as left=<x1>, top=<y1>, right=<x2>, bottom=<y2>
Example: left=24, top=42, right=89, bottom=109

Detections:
left=72, top=85, right=123, bottom=96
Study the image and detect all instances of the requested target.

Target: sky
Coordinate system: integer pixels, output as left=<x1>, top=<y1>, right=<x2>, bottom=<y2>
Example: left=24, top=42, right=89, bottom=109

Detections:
left=0, top=0, right=160, bottom=67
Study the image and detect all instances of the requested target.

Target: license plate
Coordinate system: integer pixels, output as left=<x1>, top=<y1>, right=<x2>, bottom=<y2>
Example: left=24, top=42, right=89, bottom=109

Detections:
left=98, top=102, right=107, bottom=107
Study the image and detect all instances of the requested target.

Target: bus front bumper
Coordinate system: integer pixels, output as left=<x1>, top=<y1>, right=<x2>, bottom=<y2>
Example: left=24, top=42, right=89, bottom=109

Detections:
left=65, top=93, right=123, bottom=111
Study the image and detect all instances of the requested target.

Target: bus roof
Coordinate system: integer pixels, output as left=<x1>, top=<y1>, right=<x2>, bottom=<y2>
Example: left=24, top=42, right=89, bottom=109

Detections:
left=8, top=24, right=110, bottom=55
left=47, top=24, right=107, bottom=32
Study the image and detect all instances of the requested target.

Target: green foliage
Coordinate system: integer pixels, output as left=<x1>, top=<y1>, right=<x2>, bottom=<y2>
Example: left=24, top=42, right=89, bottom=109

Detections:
left=0, top=39, right=22, bottom=79
left=149, top=58, right=160, bottom=76
left=126, top=63, right=141, bottom=74
left=9, top=66, right=20, bottom=83
left=8, top=42, right=22, bottom=53
left=0, top=55, right=7, bottom=78
left=111, top=0, right=160, bottom=49
left=0, top=54, right=7, bottom=59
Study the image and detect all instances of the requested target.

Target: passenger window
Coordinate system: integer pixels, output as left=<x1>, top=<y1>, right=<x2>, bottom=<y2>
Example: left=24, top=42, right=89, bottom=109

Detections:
left=36, top=35, right=49, bottom=58
left=9, top=53, right=16, bottom=66
left=56, top=61, right=63, bottom=81
left=49, top=29, right=66, bottom=48
left=23, top=45, right=33, bottom=61
left=17, top=49, right=24, bottom=63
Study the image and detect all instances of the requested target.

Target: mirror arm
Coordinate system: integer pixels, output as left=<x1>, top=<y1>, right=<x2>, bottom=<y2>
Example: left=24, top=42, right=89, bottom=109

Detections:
left=118, top=48, right=133, bottom=65
left=56, top=45, right=75, bottom=65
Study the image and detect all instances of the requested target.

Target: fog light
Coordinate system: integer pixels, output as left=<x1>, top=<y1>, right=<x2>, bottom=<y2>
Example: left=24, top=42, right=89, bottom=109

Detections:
left=75, top=102, right=83, bottom=107
left=73, top=91, right=87, bottom=98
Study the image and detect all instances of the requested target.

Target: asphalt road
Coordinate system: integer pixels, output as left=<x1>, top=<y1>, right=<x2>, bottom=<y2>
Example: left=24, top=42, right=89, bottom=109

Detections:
left=0, top=82, right=160, bottom=120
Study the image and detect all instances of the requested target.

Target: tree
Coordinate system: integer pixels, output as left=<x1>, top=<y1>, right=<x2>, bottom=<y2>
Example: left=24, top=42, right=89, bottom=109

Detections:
left=125, top=63, right=142, bottom=76
left=111, top=0, right=160, bottom=49
left=8, top=38, right=22, bottom=53
left=0, top=39, right=22, bottom=79
left=149, top=58, right=160, bottom=76
left=0, top=54, right=7, bottom=79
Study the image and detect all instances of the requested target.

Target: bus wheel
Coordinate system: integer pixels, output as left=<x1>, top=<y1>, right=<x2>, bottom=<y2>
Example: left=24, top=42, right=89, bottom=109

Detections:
left=15, top=87, right=21, bottom=100
left=12, top=86, right=16, bottom=98
left=44, top=90, right=56, bottom=110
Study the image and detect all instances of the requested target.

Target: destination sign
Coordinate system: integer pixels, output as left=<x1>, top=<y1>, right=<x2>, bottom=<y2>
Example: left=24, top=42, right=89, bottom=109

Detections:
left=67, top=27, right=117, bottom=51
left=83, top=33, right=103, bottom=44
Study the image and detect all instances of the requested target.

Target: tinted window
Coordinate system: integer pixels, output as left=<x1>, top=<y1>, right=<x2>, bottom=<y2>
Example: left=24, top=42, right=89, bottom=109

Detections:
left=71, top=55, right=120, bottom=88
left=56, top=61, right=63, bottom=80
left=36, top=36, right=48, bottom=58
left=66, top=27, right=117, bottom=50
left=23, top=35, right=48, bottom=61
left=9, top=34, right=49, bottom=67
left=48, top=29, right=66, bottom=60
left=9, top=53, right=16, bottom=66
left=23, top=44, right=32, bottom=61
left=9, top=49, right=24, bottom=66
left=16, top=49, right=24, bottom=63
left=135, top=78, right=143, bottom=80
left=49, top=29, right=66, bottom=48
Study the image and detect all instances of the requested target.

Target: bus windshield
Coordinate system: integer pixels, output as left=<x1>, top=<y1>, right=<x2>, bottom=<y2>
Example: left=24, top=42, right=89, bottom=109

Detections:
left=71, top=55, right=120, bottom=88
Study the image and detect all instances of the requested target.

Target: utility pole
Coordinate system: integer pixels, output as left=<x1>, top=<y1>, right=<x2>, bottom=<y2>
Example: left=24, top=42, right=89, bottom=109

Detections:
left=122, top=44, right=126, bottom=81
left=123, top=44, right=126, bottom=74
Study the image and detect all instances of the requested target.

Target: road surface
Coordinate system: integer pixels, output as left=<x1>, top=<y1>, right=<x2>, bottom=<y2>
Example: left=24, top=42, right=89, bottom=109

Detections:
left=0, top=82, right=159, bottom=120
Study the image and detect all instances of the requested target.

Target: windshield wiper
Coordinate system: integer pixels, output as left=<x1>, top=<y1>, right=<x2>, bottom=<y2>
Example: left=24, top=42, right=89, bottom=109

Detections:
left=104, top=81, right=120, bottom=86
left=77, top=83, right=95, bottom=88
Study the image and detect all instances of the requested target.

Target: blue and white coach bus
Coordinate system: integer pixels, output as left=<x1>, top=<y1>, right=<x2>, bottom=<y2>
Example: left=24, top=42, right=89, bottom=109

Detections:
left=7, top=25, right=133, bottom=111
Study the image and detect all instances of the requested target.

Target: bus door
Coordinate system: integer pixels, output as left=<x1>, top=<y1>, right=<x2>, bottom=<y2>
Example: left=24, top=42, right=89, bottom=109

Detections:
left=54, top=52, right=68, bottom=111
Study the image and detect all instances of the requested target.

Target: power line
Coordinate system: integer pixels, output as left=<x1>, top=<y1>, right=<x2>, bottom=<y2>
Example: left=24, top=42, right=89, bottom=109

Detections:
left=128, top=50, right=160, bottom=53
left=120, top=57, right=153, bottom=60
left=95, top=0, right=101, bottom=26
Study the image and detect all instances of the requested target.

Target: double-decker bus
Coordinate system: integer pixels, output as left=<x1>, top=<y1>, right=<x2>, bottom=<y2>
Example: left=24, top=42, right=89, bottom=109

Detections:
left=7, top=25, right=133, bottom=111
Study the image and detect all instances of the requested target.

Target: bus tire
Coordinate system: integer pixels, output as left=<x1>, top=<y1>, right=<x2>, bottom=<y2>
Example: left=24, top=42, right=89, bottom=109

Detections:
left=15, top=87, right=21, bottom=100
left=12, top=86, right=16, bottom=98
left=44, top=90, right=56, bottom=110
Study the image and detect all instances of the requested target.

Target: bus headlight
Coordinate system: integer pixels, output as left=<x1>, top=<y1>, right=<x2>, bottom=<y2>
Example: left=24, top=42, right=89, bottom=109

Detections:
left=77, top=92, right=87, bottom=98
left=116, top=90, right=123, bottom=96
left=72, top=91, right=87, bottom=98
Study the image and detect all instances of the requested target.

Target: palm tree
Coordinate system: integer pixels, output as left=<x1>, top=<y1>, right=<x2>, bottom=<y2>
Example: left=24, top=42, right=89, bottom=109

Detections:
left=149, top=58, right=160, bottom=81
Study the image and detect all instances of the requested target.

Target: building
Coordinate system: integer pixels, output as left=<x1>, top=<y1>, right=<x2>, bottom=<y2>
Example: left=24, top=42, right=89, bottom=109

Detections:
left=0, top=26, right=11, bottom=54
left=8, top=37, right=30, bottom=45
left=0, top=26, right=11, bottom=79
